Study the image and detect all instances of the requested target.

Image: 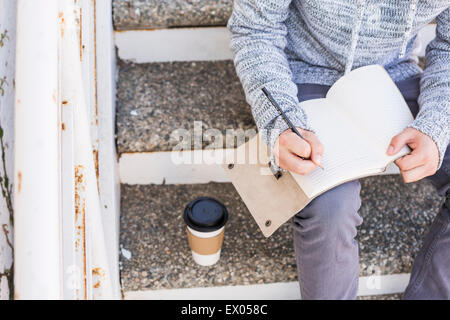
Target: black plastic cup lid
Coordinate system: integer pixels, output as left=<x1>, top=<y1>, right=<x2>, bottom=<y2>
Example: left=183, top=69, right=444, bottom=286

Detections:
left=183, top=197, right=229, bottom=232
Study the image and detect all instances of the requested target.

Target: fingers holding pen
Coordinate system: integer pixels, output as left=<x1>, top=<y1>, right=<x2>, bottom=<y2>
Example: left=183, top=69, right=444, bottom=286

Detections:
left=274, top=128, right=324, bottom=175
left=279, top=130, right=312, bottom=158
left=278, top=150, right=317, bottom=175
left=262, top=88, right=324, bottom=172
left=299, top=129, right=324, bottom=168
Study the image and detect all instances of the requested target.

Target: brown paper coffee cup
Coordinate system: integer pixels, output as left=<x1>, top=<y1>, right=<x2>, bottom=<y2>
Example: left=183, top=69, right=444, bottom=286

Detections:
left=186, top=226, right=225, bottom=266
left=183, top=197, right=229, bottom=266
left=187, top=227, right=225, bottom=255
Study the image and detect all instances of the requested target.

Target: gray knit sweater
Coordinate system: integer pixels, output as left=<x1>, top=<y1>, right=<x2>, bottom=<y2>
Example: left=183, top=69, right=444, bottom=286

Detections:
left=227, top=0, right=450, bottom=169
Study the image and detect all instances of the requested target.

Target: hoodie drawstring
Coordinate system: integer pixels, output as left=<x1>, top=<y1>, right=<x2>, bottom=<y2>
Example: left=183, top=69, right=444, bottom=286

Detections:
left=399, top=0, right=418, bottom=58
left=346, top=0, right=418, bottom=73
left=345, top=0, right=366, bottom=74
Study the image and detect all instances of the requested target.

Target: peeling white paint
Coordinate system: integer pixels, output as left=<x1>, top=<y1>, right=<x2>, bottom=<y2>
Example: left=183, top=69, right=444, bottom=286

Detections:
left=121, top=248, right=131, bottom=261
left=0, top=0, right=16, bottom=300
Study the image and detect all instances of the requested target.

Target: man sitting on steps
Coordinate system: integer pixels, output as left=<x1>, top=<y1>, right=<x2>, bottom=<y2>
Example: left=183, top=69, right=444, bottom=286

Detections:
left=228, top=0, right=450, bottom=299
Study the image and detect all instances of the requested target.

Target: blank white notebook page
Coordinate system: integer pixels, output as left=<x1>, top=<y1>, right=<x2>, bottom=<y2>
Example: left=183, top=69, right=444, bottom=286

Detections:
left=326, top=65, right=413, bottom=162
left=291, top=99, right=383, bottom=198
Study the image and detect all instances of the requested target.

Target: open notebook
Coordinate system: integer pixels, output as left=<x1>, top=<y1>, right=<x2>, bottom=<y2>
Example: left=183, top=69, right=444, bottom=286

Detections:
left=223, top=65, right=414, bottom=237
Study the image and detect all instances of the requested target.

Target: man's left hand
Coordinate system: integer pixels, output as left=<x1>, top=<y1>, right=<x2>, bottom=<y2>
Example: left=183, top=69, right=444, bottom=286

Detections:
left=387, top=127, right=439, bottom=183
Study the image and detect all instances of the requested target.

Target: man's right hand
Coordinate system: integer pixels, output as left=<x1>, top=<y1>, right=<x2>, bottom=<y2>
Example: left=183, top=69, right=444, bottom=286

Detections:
left=273, top=128, right=324, bottom=175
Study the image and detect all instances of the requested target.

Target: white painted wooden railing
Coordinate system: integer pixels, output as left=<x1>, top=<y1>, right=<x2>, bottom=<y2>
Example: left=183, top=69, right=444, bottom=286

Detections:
left=14, top=0, right=120, bottom=300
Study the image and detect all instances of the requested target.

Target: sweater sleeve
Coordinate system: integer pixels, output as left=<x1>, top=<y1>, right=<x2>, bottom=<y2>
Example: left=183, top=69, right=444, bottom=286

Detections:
left=409, top=8, right=450, bottom=169
left=227, top=0, right=312, bottom=169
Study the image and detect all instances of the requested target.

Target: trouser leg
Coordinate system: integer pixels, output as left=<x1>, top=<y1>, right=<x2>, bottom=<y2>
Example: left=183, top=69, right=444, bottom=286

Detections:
left=396, top=76, right=450, bottom=299
left=292, top=180, right=363, bottom=299
left=293, top=84, right=362, bottom=300
left=404, top=146, right=450, bottom=299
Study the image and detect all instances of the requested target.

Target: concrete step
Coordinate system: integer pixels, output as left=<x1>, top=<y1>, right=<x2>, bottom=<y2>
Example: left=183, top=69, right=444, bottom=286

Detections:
left=113, top=0, right=232, bottom=30
left=115, top=58, right=431, bottom=156
left=119, top=176, right=444, bottom=297
left=115, top=59, right=420, bottom=186
left=116, top=59, right=253, bottom=155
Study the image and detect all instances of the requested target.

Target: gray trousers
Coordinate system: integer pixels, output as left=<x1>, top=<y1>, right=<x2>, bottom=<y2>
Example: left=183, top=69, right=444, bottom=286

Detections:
left=293, top=76, right=450, bottom=300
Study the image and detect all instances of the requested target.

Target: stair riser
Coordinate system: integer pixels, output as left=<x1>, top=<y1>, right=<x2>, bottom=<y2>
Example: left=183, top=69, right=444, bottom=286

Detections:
left=119, top=151, right=230, bottom=184
left=119, top=149, right=400, bottom=185
left=115, top=25, right=435, bottom=64
left=124, top=273, right=410, bottom=300
left=115, top=27, right=232, bottom=63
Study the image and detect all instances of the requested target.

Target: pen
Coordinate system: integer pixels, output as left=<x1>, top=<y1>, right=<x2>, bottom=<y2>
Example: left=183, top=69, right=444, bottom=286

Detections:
left=261, top=87, right=324, bottom=169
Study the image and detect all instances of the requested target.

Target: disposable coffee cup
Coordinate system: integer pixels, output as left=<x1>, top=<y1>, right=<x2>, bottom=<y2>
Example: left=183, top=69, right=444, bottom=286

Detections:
left=183, top=197, right=229, bottom=266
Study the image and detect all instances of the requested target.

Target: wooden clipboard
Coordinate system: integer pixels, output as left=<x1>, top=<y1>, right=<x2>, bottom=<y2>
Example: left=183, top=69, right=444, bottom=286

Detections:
left=222, top=135, right=310, bottom=237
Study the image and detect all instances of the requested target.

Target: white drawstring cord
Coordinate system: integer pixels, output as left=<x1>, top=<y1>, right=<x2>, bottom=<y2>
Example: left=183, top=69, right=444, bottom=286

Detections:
left=345, top=0, right=366, bottom=74
left=345, top=1, right=418, bottom=71
left=399, top=0, right=419, bottom=58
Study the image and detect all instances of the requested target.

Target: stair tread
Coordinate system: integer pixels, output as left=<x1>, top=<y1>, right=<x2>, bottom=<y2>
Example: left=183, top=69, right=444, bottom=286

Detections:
left=113, top=0, right=232, bottom=30
left=357, top=293, right=401, bottom=300
left=119, top=176, right=443, bottom=292
left=116, top=60, right=254, bottom=154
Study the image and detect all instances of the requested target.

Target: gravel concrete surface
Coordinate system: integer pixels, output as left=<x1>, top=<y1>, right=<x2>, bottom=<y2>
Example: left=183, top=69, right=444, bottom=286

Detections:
left=120, top=176, right=444, bottom=292
left=116, top=60, right=254, bottom=154
left=113, top=0, right=232, bottom=30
